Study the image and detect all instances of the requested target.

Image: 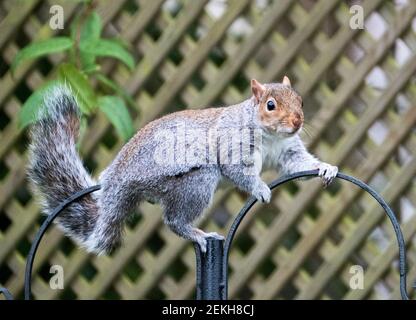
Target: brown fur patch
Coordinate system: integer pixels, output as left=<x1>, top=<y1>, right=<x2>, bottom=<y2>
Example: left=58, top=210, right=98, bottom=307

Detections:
left=258, top=84, right=303, bottom=133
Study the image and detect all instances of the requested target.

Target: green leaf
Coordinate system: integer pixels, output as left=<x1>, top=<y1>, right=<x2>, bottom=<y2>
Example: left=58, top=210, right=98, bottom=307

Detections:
left=82, top=39, right=135, bottom=70
left=58, top=63, right=97, bottom=114
left=81, top=11, right=102, bottom=42
left=11, top=37, right=73, bottom=73
left=70, top=12, right=81, bottom=41
left=79, top=11, right=102, bottom=69
left=18, top=80, right=61, bottom=129
left=83, top=63, right=100, bottom=74
left=95, top=73, right=136, bottom=109
left=98, top=95, right=134, bottom=141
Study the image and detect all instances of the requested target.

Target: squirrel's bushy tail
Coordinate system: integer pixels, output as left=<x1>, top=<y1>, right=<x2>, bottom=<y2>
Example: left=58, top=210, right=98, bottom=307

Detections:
left=28, top=86, right=103, bottom=253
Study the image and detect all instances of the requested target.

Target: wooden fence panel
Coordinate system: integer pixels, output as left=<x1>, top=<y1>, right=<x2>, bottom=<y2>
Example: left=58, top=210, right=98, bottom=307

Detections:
left=0, top=0, right=415, bottom=300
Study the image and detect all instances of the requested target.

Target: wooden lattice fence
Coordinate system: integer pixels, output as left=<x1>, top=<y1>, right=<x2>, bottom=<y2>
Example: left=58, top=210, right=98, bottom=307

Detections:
left=0, top=0, right=415, bottom=299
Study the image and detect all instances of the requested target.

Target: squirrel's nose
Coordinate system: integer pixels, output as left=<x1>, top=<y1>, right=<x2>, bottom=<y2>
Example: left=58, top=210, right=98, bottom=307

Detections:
left=291, top=117, right=302, bottom=130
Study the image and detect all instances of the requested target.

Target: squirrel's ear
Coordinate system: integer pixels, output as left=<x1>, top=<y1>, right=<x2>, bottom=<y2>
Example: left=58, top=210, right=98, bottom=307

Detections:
left=282, top=75, right=291, bottom=87
left=251, top=79, right=265, bottom=103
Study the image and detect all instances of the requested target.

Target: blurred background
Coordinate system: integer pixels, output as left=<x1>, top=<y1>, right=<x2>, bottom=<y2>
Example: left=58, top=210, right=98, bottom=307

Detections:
left=0, top=0, right=415, bottom=300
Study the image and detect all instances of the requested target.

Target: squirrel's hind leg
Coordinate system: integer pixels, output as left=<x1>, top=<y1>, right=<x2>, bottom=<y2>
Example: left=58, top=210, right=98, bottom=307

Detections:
left=162, top=198, right=221, bottom=253
left=162, top=168, right=222, bottom=252
left=163, top=220, right=211, bottom=252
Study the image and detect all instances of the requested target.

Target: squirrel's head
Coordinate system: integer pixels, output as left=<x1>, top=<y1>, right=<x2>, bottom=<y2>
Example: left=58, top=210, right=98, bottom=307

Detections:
left=251, top=76, right=303, bottom=137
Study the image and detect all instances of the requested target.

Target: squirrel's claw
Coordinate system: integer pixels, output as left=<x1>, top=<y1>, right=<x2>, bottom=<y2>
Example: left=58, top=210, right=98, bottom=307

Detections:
left=318, top=163, right=338, bottom=187
left=195, top=230, right=224, bottom=253
left=204, top=232, right=224, bottom=240
left=196, top=238, right=207, bottom=253
left=252, top=181, right=271, bottom=203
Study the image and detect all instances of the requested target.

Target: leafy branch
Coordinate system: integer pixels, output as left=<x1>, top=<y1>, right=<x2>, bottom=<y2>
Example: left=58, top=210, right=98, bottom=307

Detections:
left=12, top=2, right=135, bottom=141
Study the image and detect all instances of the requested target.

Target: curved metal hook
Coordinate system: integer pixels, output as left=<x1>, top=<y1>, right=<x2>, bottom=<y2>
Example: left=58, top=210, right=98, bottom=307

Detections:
left=0, top=185, right=101, bottom=300
left=222, top=170, right=412, bottom=300
left=0, top=185, right=102, bottom=300
left=22, top=185, right=101, bottom=300
left=25, top=185, right=101, bottom=300
left=0, top=171, right=412, bottom=300
left=0, top=287, right=13, bottom=300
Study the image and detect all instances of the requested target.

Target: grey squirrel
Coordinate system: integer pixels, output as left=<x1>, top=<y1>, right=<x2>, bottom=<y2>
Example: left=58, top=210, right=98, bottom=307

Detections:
left=28, top=76, right=338, bottom=254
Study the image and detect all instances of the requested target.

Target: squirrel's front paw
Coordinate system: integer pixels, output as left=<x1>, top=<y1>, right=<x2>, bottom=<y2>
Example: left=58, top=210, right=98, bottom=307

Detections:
left=317, top=163, right=338, bottom=187
left=252, top=181, right=271, bottom=203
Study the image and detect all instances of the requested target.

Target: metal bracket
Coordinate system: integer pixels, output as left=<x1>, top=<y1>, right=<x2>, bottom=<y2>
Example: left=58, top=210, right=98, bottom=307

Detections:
left=0, top=171, right=413, bottom=300
left=195, top=170, right=414, bottom=300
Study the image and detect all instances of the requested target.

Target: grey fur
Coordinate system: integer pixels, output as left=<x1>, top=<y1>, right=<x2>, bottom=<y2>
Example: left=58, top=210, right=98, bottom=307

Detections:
left=28, top=83, right=337, bottom=254
left=28, top=86, right=98, bottom=250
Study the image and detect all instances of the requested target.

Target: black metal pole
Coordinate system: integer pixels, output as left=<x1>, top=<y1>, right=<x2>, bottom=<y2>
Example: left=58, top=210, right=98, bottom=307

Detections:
left=194, top=238, right=225, bottom=300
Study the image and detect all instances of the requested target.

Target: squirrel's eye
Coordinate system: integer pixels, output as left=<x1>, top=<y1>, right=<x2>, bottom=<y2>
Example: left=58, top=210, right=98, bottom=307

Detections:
left=266, top=100, right=275, bottom=111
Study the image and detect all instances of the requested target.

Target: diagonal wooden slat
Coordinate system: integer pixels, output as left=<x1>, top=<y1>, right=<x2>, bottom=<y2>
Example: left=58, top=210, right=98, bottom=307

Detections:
left=125, top=0, right=209, bottom=94
left=0, top=0, right=40, bottom=49
left=346, top=212, right=416, bottom=300
left=190, top=0, right=293, bottom=108
left=134, top=0, right=251, bottom=127
left=1, top=0, right=415, bottom=300
left=228, top=52, right=416, bottom=297
left=260, top=106, right=416, bottom=299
